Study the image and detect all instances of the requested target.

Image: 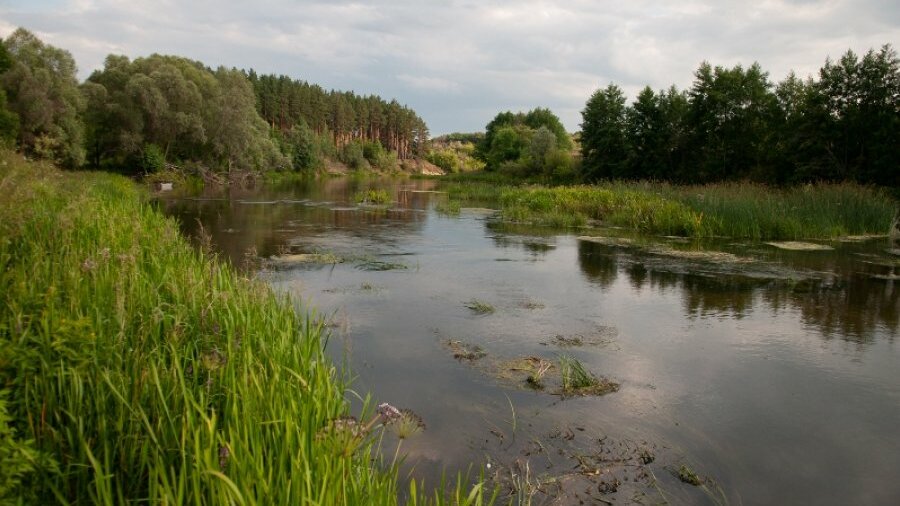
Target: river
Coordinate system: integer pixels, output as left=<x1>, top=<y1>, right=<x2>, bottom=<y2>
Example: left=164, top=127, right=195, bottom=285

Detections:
left=159, top=177, right=900, bottom=505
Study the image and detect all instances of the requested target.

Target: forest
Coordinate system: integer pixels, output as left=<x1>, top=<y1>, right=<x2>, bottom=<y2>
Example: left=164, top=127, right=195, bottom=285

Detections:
left=471, top=45, right=898, bottom=188
left=578, top=46, right=899, bottom=187
left=0, top=28, right=428, bottom=175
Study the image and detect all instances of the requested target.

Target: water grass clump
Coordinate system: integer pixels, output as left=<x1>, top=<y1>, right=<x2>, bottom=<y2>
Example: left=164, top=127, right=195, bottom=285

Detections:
left=445, top=340, right=487, bottom=361
left=0, top=150, right=486, bottom=504
left=465, top=299, right=496, bottom=314
left=558, top=355, right=619, bottom=396
left=434, top=200, right=461, bottom=215
left=676, top=465, right=703, bottom=486
left=355, top=188, right=392, bottom=204
left=356, top=259, right=409, bottom=271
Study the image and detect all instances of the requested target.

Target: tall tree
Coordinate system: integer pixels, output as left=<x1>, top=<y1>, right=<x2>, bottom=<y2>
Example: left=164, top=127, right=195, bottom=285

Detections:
left=816, top=46, right=900, bottom=186
left=0, top=28, right=84, bottom=166
left=685, top=62, right=779, bottom=182
left=0, top=40, right=18, bottom=144
left=581, top=84, right=628, bottom=181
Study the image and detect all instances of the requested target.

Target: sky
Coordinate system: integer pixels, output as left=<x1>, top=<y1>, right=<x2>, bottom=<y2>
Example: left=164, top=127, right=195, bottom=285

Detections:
left=1, top=0, right=897, bottom=135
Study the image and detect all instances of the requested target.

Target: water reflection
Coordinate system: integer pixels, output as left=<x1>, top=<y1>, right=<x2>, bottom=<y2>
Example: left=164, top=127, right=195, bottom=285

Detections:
left=576, top=238, right=899, bottom=343
left=159, top=178, right=440, bottom=261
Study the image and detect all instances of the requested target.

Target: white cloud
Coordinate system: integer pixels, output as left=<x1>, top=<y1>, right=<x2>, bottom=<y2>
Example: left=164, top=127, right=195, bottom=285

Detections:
left=1, top=0, right=897, bottom=134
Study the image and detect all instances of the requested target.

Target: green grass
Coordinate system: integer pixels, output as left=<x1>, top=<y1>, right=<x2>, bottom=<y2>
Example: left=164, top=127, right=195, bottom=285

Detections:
left=0, top=151, right=490, bottom=504
left=557, top=355, right=618, bottom=396
left=440, top=177, right=897, bottom=240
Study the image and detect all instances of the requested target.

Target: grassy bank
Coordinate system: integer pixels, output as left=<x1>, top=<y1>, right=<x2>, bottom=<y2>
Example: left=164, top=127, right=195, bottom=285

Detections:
left=0, top=152, right=490, bottom=504
left=441, top=178, right=897, bottom=240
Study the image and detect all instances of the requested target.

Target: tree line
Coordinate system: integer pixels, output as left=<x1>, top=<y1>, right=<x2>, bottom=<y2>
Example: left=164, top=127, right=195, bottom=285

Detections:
left=580, top=45, right=900, bottom=186
left=0, top=28, right=429, bottom=174
left=248, top=72, right=428, bottom=160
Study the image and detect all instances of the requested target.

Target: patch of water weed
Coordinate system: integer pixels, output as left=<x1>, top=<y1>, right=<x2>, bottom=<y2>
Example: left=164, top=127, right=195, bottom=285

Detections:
left=485, top=427, right=672, bottom=505
left=354, top=188, right=392, bottom=204
left=646, top=245, right=754, bottom=263
left=465, top=299, right=495, bottom=314
left=519, top=299, right=545, bottom=310
left=444, top=340, right=487, bottom=361
left=269, top=251, right=344, bottom=267
left=765, top=241, right=834, bottom=251
left=577, top=235, right=636, bottom=248
left=492, top=357, right=551, bottom=381
left=434, top=200, right=461, bottom=215
left=544, top=327, right=618, bottom=348
left=558, top=355, right=619, bottom=396
left=675, top=465, right=703, bottom=486
left=355, top=259, right=409, bottom=271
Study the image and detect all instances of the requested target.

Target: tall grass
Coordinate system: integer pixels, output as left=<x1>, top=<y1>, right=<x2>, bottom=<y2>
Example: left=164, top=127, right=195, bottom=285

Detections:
left=0, top=152, right=489, bottom=504
left=669, top=182, right=897, bottom=239
left=441, top=177, right=897, bottom=240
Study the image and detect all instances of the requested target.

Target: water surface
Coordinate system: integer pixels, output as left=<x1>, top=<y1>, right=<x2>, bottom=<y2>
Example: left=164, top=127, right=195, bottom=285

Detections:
left=160, top=177, right=900, bottom=505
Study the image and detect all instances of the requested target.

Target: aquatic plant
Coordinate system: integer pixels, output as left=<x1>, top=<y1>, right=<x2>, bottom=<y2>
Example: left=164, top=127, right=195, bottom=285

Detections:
left=446, top=340, right=487, bottom=361
left=525, top=360, right=553, bottom=389
left=435, top=200, right=461, bottom=215
left=676, top=465, right=702, bottom=486
left=465, top=299, right=496, bottom=314
left=439, top=179, right=897, bottom=239
left=558, top=355, right=619, bottom=396
left=355, top=188, right=392, bottom=204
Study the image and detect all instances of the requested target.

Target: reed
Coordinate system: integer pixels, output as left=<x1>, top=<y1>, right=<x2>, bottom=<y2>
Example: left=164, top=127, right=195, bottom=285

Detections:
left=0, top=151, right=488, bottom=504
left=440, top=178, right=896, bottom=239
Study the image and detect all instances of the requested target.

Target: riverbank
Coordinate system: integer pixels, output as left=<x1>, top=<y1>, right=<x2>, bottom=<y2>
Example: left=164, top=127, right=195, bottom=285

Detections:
left=0, top=151, right=486, bottom=504
left=440, top=176, right=898, bottom=240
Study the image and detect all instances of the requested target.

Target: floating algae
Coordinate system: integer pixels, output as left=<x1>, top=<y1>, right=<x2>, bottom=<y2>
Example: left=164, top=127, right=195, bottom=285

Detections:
left=269, top=252, right=343, bottom=266
left=765, top=241, right=834, bottom=251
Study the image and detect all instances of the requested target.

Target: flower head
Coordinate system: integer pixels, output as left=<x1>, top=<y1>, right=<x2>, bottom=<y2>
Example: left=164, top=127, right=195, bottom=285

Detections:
left=376, top=403, right=402, bottom=423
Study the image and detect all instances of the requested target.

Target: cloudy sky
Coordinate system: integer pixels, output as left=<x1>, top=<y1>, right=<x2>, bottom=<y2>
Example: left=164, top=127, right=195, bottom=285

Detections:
left=1, top=0, right=897, bottom=134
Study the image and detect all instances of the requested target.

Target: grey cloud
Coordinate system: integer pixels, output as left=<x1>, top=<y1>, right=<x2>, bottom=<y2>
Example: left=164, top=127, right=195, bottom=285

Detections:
left=1, top=0, right=897, bottom=134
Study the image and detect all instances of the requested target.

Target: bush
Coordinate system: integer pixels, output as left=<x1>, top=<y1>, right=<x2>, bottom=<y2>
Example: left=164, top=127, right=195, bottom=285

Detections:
left=140, top=143, right=166, bottom=173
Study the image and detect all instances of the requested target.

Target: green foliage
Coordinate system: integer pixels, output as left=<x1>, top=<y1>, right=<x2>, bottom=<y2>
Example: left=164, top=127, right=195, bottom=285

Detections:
left=278, top=120, right=323, bottom=172
left=558, top=355, right=599, bottom=392
left=0, top=90, right=17, bottom=146
left=428, top=137, right=485, bottom=174
left=0, top=28, right=84, bottom=166
left=579, top=44, right=899, bottom=186
left=580, top=84, right=628, bottom=181
left=427, top=148, right=461, bottom=173
left=247, top=72, right=428, bottom=160
left=84, top=55, right=285, bottom=173
left=140, top=143, right=165, bottom=173
left=476, top=109, right=573, bottom=174
left=523, top=107, right=572, bottom=150
left=340, top=140, right=371, bottom=170
left=0, top=390, right=51, bottom=503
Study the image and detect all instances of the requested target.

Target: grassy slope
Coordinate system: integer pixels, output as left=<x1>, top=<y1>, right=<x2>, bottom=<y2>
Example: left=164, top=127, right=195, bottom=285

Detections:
left=0, top=152, right=490, bottom=505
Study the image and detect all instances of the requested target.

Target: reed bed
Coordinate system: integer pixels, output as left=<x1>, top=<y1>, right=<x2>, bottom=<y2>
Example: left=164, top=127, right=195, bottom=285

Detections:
left=0, top=151, right=488, bottom=504
left=441, top=178, right=896, bottom=240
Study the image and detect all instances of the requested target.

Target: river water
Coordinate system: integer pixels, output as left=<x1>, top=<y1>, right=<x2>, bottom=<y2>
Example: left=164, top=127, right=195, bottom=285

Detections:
left=159, top=177, right=899, bottom=505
